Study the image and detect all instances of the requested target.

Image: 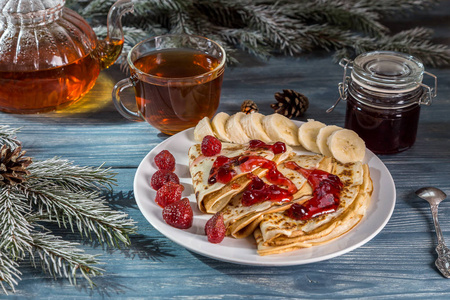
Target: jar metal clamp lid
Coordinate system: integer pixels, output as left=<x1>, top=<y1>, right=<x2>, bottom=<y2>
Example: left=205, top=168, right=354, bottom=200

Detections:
left=327, top=51, right=437, bottom=112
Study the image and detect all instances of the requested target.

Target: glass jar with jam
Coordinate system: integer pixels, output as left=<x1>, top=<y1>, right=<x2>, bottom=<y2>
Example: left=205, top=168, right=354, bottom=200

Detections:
left=332, top=51, right=437, bottom=154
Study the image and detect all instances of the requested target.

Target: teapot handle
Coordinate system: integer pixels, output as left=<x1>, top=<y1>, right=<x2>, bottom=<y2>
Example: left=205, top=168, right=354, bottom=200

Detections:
left=112, top=78, right=144, bottom=122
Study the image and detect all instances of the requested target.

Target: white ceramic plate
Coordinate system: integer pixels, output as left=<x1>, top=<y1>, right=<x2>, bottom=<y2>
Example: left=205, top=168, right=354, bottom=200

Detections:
left=134, top=124, right=396, bottom=266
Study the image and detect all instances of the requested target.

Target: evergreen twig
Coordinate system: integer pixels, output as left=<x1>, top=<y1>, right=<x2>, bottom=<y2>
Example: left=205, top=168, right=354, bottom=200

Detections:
left=334, top=27, right=450, bottom=66
left=0, top=251, right=21, bottom=294
left=67, top=0, right=450, bottom=67
left=0, top=187, right=34, bottom=259
left=27, top=158, right=116, bottom=191
left=0, top=126, right=136, bottom=293
left=23, top=185, right=135, bottom=247
left=286, top=0, right=389, bottom=37
left=29, top=232, right=104, bottom=286
left=0, top=126, right=20, bottom=149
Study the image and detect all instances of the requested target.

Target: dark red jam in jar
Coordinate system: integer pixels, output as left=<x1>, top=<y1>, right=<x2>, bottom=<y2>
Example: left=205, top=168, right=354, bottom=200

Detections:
left=338, top=51, right=437, bottom=154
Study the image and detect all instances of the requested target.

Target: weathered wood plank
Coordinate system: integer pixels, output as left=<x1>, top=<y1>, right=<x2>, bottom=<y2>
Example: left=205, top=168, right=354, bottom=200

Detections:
left=1, top=1, right=450, bottom=298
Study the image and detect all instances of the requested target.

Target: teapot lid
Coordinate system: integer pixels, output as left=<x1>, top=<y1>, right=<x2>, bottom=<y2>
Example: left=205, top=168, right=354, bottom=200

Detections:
left=0, top=0, right=97, bottom=72
left=0, top=0, right=64, bottom=14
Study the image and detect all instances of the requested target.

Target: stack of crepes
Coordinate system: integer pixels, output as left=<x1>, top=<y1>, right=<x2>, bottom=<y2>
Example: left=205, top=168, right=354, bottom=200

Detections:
left=188, top=142, right=373, bottom=256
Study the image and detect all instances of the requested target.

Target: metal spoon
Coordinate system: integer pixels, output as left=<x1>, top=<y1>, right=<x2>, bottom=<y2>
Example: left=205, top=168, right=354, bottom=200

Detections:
left=416, top=187, right=450, bottom=278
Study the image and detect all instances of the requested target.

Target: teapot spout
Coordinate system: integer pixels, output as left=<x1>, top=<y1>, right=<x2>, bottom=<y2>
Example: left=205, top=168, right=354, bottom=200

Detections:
left=97, top=0, right=135, bottom=69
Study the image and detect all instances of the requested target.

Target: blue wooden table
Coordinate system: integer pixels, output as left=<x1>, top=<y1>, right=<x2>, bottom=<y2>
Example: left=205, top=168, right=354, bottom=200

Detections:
left=2, top=2, right=450, bottom=298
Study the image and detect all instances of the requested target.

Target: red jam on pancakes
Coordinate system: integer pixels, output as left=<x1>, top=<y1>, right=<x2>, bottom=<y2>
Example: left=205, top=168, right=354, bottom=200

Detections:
left=284, top=161, right=343, bottom=220
left=208, top=140, right=288, bottom=185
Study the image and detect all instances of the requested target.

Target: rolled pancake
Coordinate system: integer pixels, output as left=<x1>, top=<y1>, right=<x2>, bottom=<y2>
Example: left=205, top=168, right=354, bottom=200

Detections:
left=257, top=160, right=372, bottom=248
left=222, top=154, right=329, bottom=238
left=277, top=155, right=334, bottom=199
left=188, top=142, right=293, bottom=213
left=255, top=186, right=370, bottom=256
left=224, top=193, right=311, bottom=238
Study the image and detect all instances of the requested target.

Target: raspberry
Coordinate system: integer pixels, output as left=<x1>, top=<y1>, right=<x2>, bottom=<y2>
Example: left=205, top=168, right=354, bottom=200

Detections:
left=272, top=142, right=286, bottom=154
left=154, top=150, right=176, bottom=171
left=205, top=212, right=226, bottom=243
left=155, top=182, right=184, bottom=208
left=162, top=198, right=193, bottom=229
left=201, top=135, right=222, bottom=157
left=151, top=170, right=180, bottom=190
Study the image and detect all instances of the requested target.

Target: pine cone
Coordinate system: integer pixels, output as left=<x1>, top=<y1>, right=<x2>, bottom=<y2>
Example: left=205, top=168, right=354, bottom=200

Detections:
left=0, top=144, right=32, bottom=186
left=241, top=100, right=258, bottom=114
left=271, top=89, right=309, bottom=118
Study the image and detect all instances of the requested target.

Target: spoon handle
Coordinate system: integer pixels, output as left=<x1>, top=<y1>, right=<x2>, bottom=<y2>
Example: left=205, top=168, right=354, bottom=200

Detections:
left=430, top=204, right=447, bottom=249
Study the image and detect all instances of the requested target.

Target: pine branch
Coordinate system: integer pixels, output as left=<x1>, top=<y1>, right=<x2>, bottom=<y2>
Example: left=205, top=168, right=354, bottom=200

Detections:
left=22, top=183, right=136, bottom=247
left=0, top=126, right=20, bottom=149
left=174, top=8, right=242, bottom=63
left=168, top=11, right=197, bottom=35
left=0, top=187, right=103, bottom=292
left=0, top=187, right=34, bottom=259
left=29, top=232, right=103, bottom=286
left=287, top=0, right=389, bottom=37
left=356, top=0, right=440, bottom=15
left=128, top=0, right=188, bottom=33
left=67, top=0, right=450, bottom=67
left=0, top=126, right=137, bottom=293
left=27, top=157, right=116, bottom=192
left=134, top=0, right=188, bottom=13
left=194, top=0, right=246, bottom=29
left=220, top=28, right=271, bottom=60
left=242, top=3, right=306, bottom=55
left=296, top=24, right=357, bottom=52
left=81, top=0, right=116, bottom=18
left=334, top=27, right=450, bottom=66
left=0, top=251, right=21, bottom=294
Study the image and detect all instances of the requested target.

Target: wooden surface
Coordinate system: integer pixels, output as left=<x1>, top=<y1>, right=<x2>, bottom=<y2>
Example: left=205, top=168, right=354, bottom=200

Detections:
left=2, top=2, right=450, bottom=298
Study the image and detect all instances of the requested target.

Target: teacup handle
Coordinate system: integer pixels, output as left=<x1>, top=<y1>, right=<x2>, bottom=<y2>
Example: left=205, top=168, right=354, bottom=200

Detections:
left=112, top=78, right=144, bottom=122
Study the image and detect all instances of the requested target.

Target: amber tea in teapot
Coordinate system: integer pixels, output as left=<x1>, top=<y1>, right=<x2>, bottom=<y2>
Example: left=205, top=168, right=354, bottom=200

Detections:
left=0, top=0, right=133, bottom=114
left=0, top=51, right=99, bottom=113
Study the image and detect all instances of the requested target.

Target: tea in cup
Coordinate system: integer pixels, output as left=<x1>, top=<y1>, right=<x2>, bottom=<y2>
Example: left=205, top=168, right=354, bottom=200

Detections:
left=112, top=34, right=226, bottom=135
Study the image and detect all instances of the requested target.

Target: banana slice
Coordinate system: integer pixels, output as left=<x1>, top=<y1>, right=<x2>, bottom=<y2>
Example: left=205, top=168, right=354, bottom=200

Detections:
left=328, top=129, right=366, bottom=163
left=298, top=120, right=326, bottom=153
left=240, top=112, right=271, bottom=143
left=316, top=125, right=342, bottom=157
left=261, top=114, right=300, bottom=146
left=211, top=112, right=232, bottom=142
left=193, top=117, right=216, bottom=141
left=225, top=112, right=251, bottom=144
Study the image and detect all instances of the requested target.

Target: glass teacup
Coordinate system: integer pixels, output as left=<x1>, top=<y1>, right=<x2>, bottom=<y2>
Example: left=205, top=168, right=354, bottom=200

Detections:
left=112, top=34, right=226, bottom=135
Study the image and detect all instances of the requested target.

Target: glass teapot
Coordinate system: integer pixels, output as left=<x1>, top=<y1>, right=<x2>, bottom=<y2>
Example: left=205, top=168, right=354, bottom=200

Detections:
left=0, top=0, right=134, bottom=113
